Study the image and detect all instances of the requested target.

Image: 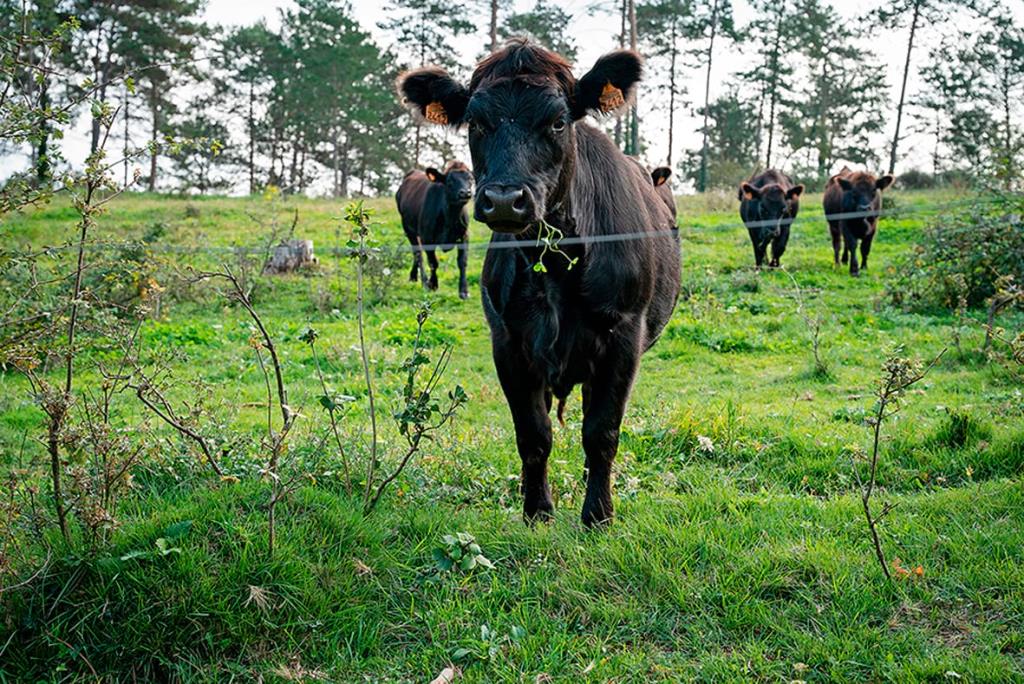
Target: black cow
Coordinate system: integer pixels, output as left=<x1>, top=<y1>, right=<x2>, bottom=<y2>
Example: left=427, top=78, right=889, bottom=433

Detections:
left=738, top=169, right=803, bottom=269
left=397, top=39, right=680, bottom=526
left=396, top=161, right=474, bottom=298
left=823, top=166, right=894, bottom=277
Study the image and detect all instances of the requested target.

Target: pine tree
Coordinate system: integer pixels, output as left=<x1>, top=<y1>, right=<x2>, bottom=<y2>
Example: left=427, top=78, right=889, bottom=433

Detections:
left=638, top=0, right=690, bottom=167
left=501, top=1, right=577, bottom=60
left=379, top=0, right=475, bottom=167
left=779, top=0, right=887, bottom=182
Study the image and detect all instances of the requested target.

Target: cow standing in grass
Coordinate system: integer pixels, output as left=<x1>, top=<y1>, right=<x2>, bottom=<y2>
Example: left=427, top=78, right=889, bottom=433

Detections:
left=738, top=169, right=803, bottom=269
left=397, top=39, right=680, bottom=527
left=396, top=161, right=474, bottom=299
left=823, top=166, right=894, bottom=277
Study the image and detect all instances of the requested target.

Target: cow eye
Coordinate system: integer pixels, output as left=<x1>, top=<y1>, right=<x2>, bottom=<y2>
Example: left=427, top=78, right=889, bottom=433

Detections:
left=551, top=119, right=566, bottom=133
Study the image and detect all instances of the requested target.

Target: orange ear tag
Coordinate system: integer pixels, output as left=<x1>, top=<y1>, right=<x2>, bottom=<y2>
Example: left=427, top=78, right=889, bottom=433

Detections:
left=425, top=101, right=448, bottom=125
left=598, top=82, right=625, bottom=112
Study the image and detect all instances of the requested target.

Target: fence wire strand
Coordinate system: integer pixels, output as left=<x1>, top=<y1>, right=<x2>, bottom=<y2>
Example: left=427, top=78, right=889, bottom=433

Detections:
left=1, top=194, right=1010, bottom=258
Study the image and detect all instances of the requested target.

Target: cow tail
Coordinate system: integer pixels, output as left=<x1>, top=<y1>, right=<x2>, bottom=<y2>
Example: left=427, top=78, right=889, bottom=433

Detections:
left=556, top=397, right=567, bottom=427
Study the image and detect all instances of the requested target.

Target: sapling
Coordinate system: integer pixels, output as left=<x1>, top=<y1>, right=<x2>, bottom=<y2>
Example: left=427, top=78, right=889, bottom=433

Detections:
left=854, top=346, right=944, bottom=579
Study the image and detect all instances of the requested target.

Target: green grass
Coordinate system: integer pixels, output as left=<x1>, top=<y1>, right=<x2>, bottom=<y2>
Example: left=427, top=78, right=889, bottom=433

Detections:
left=1, top=188, right=1023, bottom=682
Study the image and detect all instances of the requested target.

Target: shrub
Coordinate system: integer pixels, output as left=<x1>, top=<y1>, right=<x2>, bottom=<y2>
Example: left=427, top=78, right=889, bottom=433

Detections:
left=897, top=169, right=936, bottom=190
left=885, top=193, right=1024, bottom=311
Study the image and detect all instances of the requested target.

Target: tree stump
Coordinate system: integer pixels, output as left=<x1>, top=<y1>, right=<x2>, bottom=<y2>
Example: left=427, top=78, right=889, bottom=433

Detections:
left=264, top=239, right=317, bottom=274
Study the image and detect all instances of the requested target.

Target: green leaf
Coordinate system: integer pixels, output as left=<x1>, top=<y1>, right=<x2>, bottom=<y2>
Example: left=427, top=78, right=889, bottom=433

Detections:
left=460, top=554, right=477, bottom=571
left=451, top=647, right=473, bottom=661
left=475, top=554, right=494, bottom=569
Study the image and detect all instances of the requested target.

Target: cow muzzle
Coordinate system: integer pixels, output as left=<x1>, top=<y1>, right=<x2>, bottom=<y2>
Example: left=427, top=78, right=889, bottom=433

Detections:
left=475, top=184, right=536, bottom=233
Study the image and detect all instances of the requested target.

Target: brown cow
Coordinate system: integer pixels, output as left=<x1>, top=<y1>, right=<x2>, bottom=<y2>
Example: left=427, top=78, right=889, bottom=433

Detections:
left=823, top=166, right=894, bottom=276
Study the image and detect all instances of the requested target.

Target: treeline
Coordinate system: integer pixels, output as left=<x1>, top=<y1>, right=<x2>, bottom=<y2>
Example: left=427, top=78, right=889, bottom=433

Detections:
left=2, top=0, right=1022, bottom=196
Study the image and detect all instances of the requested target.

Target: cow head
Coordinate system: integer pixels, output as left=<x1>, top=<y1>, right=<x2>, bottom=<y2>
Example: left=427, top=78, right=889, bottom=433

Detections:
left=741, top=182, right=803, bottom=234
left=397, top=39, right=642, bottom=234
left=834, top=171, right=894, bottom=219
left=427, top=160, right=474, bottom=207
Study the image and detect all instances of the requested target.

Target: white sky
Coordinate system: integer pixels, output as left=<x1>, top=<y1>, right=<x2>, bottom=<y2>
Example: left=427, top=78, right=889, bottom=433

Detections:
left=3, top=0, right=1022, bottom=193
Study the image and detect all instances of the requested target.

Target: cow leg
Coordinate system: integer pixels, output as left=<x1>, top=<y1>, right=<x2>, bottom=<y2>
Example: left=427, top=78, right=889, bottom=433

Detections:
left=456, top=239, right=469, bottom=300
left=495, top=350, right=554, bottom=522
left=748, top=228, right=765, bottom=269
left=829, top=223, right=842, bottom=266
left=580, top=340, right=639, bottom=527
left=414, top=237, right=429, bottom=289
left=770, top=226, right=789, bottom=268
left=407, top=234, right=421, bottom=282
left=860, top=232, right=874, bottom=272
left=426, top=249, right=439, bottom=291
left=843, top=227, right=860, bottom=277
left=581, top=383, right=592, bottom=479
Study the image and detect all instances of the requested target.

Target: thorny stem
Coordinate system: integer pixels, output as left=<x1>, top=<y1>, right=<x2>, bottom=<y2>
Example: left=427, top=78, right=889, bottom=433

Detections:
left=860, top=348, right=946, bottom=580
left=352, top=220, right=379, bottom=509
left=311, top=342, right=352, bottom=494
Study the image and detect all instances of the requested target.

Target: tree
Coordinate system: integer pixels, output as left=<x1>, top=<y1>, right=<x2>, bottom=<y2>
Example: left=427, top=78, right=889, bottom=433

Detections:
left=638, top=0, right=690, bottom=167
left=681, top=90, right=758, bottom=189
left=168, top=100, right=233, bottom=194
left=919, top=18, right=1024, bottom=187
left=778, top=0, right=887, bottom=182
left=877, top=0, right=981, bottom=175
left=690, top=0, right=735, bottom=191
left=736, top=0, right=794, bottom=168
left=501, top=1, right=577, bottom=60
left=379, top=0, right=474, bottom=167
left=217, top=23, right=277, bottom=195
left=115, top=0, right=205, bottom=191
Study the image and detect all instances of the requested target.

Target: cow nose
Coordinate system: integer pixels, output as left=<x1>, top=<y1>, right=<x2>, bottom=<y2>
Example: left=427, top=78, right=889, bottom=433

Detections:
left=477, top=185, right=532, bottom=229
left=458, top=190, right=472, bottom=201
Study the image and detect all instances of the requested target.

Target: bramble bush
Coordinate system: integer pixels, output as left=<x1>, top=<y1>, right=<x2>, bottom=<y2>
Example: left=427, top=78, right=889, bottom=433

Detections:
left=885, top=193, right=1024, bottom=311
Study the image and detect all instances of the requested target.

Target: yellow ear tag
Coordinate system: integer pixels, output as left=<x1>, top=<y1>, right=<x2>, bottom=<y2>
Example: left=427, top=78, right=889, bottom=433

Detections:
left=598, top=82, right=625, bottom=112
left=425, top=101, right=448, bottom=125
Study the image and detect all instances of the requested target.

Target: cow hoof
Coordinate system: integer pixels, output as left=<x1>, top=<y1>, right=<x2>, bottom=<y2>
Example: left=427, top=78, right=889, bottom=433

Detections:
left=524, top=499, right=555, bottom=524
left=581, top=500, right=613, bottom=528
left=459, top=290, right=469, bottom=300
left=851, top=271, right=860, bottom=278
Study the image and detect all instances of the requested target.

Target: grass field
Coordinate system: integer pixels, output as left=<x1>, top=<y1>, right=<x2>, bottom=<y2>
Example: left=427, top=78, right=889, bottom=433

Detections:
left=2, top=188, right=1023, bottom=682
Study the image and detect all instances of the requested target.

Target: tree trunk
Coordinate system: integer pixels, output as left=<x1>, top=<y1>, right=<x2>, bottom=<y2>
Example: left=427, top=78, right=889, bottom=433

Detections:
left=489, top=0, right=498, bottom=51
left=698, top=0, right=720, bottom=192
left=248, top=81, right=256, bottom=195
left=123, top=83, right=130, bottom=187
left=666, top=19, right=678, bottom=168
left=765, top=7, right=782, bottom=168
left=414, top=123, right=422, bottom=168
left=148, top=85, right=158, bottom=193
left=35, top=83, right=50, bottom=183
left=628, top=0, right=639, bottom=156
left=614, top=0, right=626, bottom=148
left=888, top=0, right=920, bottom=175
left=340, top=136, right=351, bottom=198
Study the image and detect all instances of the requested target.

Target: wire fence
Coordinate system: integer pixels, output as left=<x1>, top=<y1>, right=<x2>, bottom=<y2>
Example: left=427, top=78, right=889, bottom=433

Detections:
left=2, top=194, right=1010, bottom=259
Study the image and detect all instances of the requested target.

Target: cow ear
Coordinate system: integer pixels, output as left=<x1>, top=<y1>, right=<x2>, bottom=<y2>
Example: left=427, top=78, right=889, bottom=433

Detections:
left=425, top=167, right=446, bottom=183
left=396, top=67, right=469, bottom=127
left=651, top=167, right=671, bottom=187
left=741, top=183, right=759, bottom=200
left=837, top=177, right=854, bottom=191
left=876, top=174, right=894, bottom=191
left=787, top=184, right=804, bottom=199
left=573, top=50, right=643, bottom=119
